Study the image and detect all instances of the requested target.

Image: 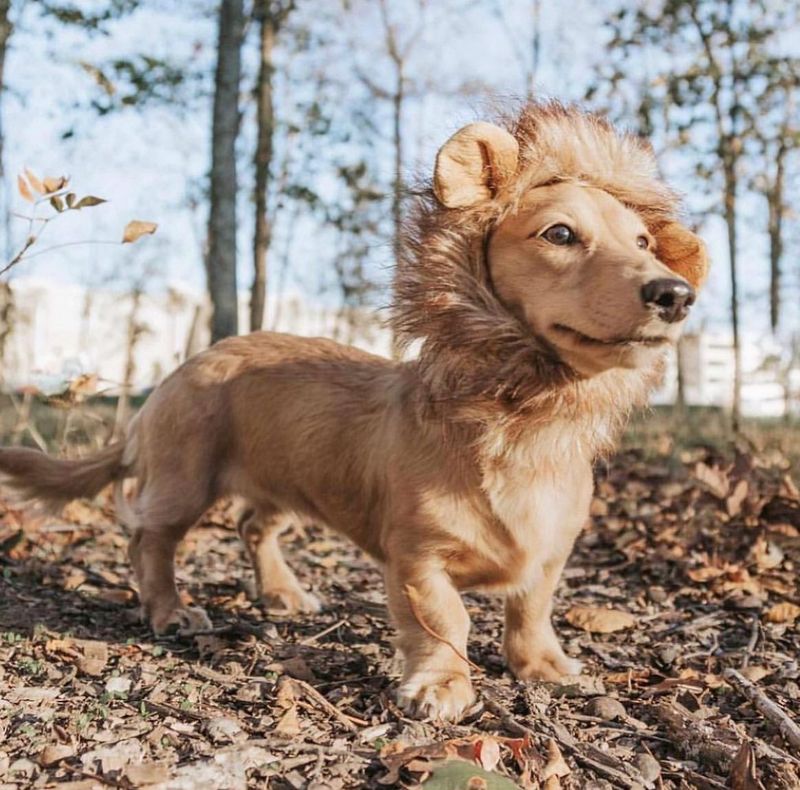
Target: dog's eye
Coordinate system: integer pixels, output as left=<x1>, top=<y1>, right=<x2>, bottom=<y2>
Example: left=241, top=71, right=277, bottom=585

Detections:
left=542, top=224, right=575, bottom=245
left=636, top=235, right=650, bottom=250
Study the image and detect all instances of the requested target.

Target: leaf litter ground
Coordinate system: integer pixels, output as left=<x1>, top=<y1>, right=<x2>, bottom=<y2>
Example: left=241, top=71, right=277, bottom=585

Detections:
left=1, top=441, right=800, bottom=789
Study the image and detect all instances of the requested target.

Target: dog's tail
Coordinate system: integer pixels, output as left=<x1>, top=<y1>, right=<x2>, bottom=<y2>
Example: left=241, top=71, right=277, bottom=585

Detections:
left=0, top=439, right=129, bottom=513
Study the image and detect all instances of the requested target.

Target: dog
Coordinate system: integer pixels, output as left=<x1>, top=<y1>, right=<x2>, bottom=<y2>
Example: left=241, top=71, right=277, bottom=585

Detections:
left=0, top=102, right=708, bottom=721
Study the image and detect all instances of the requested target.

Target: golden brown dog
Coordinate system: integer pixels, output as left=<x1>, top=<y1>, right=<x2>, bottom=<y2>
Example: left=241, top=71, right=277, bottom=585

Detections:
left=0, top=102, right=708, bottom=721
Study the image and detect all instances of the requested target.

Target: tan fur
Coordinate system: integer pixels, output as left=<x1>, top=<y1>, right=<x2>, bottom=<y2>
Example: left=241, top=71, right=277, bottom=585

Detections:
left=0, top=101, right=708, bottom=721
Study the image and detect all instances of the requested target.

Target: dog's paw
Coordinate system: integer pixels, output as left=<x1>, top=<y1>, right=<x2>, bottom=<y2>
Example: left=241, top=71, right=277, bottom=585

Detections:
left=261, top=587, right=321, bottom=614
left=151, top=605, right=212, bottom=636
left=397, top=671, right=475, bottom=721
left=508, top=648, right=583, bottom=682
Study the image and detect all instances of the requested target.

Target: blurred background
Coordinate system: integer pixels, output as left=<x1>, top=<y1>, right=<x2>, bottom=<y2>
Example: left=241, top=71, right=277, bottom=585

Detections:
left=0, top=0, right=798, bottom=451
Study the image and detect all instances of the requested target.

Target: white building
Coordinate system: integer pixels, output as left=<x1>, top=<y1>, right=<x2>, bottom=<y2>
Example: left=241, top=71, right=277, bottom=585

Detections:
left=653, top=331, right=799, bottom=418
left=0, top=278, right=390, bottom=395
left=0, top=279, right=796, bottom=418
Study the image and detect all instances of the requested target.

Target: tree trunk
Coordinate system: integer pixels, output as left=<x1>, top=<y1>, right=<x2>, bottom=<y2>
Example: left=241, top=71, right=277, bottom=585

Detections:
left=391, top=67, right=404, bottom=265
left=113, top=290, right=143, bottom=440
left=0, top=0, right=13, bottom=261
left=528, top=0, right=541, bottom=99
left=389, top=66, right=404, bottom=359
left=250, top=4, right=275, bottom=332
left=723, top=158, right=741, bottom=432
left=675, top=335, right=686, bottom=413
left=767, top=137, right=786, bottom=333
left=208, top=0, right=245, bottom=343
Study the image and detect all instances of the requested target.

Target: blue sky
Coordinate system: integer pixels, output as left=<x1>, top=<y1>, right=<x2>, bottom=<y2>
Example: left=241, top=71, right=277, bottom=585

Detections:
left=1, top=0, right=795, bottom=341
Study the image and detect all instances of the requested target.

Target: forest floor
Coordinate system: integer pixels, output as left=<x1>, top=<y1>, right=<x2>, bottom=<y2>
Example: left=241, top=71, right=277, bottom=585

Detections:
left=1, top=436, right=800, bottom=789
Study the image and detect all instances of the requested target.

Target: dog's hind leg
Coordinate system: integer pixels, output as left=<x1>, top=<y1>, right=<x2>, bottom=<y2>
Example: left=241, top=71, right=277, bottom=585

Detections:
left=129, top=526, right=211, bottom=635
left=237, top=506, right=321, bottom=614
left=127, top=483, right=214, bottom=635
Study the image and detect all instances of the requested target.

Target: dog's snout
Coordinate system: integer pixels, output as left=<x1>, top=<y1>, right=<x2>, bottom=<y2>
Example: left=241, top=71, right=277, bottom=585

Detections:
left=640, top=278, right=695, bottom=323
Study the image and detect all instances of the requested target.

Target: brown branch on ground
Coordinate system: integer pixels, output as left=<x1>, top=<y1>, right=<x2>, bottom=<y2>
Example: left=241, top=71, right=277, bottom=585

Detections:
left=724, top=667, right=800, bottom=751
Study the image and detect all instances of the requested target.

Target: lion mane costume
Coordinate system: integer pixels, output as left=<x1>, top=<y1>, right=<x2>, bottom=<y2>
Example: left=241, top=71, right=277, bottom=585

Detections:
left=392, top=100, right=708, bottom=433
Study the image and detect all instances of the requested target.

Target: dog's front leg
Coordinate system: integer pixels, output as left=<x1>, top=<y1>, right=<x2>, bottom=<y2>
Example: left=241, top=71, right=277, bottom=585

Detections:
left=385, top=560, right=475, bottom=721
left=503, top=550, right=584, bottom=681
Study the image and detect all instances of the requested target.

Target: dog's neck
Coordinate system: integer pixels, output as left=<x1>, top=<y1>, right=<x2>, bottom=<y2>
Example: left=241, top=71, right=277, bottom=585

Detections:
left=409, top=351, right=664, bottom=462
left=394, top=218, right=666, bottom=459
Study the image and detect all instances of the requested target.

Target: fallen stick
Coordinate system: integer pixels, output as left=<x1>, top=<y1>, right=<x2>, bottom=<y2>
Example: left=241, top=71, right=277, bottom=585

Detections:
left=723, top=667, right=800, bottom=751
left=482, top=690, right=646, bottom=789
left=653, top=699, right=738, bottom=772
left=290, top=677, right=368, bottom=730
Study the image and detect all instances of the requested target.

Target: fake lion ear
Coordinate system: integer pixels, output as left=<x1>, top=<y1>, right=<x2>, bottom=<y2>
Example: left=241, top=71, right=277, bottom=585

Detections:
left=433, top=122, right=519, bottom=208
left=652, top=221, right=709, bottom=289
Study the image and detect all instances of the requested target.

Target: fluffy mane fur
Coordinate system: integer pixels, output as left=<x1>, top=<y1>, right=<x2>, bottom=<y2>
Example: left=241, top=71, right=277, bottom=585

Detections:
left=392, top=101, right=675, bottom=450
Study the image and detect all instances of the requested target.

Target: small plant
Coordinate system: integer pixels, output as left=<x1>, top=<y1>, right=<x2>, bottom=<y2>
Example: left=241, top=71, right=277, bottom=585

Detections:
left=2, top=170, right=158, bottom=278
left=17, top=657, right=44, bottom=676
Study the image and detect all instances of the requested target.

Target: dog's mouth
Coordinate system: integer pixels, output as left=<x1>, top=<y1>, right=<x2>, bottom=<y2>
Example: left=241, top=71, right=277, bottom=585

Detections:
left=552, top=324, right=670, bottom=349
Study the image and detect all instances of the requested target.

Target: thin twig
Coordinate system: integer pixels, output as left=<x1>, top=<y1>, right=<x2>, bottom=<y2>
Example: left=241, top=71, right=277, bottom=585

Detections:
left=1, top=239, right=119, bottom=273
left=289, top=677, right=368, bottom=730
left=299, top=618, right=348, bottom=646
left=741, top=614, right=760, bottom=669
left=0, top=236, right=35, bottom=276
left=403, top=584, right=482, bottom=673
left=723, top=667, right=800, bottom=750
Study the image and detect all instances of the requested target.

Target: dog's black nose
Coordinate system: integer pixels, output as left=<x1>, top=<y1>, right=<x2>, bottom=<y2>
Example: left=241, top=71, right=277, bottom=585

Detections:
left=641, top=278, right=696, bottom=323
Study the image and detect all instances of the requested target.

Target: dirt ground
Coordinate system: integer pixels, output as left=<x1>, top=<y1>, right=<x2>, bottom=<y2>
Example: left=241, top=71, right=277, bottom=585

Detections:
left=1, top=439, right=800, bottom=789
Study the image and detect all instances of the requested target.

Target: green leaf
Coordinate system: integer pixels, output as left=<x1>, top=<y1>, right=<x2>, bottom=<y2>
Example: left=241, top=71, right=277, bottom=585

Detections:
left=422, top=761, right=519, bottom=790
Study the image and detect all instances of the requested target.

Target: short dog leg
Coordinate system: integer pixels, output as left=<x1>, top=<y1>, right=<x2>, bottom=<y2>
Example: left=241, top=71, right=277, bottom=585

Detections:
left=237, top=508, right=320, bottom=614
left=128, top=528, right=211, bottom=635
left=386, top=560, right=475, bottom=721
left=503, top=553, right=583, bottom=681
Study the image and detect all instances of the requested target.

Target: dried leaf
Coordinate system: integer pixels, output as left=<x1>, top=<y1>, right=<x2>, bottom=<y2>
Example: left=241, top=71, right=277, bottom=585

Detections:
left=274, top=677, right=301, bottom=737
left=125, top=762, right=172, bottom=787
left=38, top=744, right=74, bottom=766
left=474, top=737, right=501, bottom=772
left=68, top=372, right=98, bottom=398
left=75, top=195, right=107, bottom=209
left=694, top=462, right=730, bottom=499
left=80, top=61, right=116, bottom=96
left=687, top=567, right=722, bottom=583
left=727, top=479, right=749, bottom=517
left=50, top=195, right=64, bottom=212
left=122, top=220, right=158, bottom=243
left=741, top=666, right=773, bottom=682
left=42, top=175, right=69, bottom=194
left=605, top=668, right=651, bottom=686
left=275, top=705, right=300, bottom=736
left=17, top=174, right=33, bottom=202
left=45, top=638, right=80, bottom=659
left=24, top=169, right=44, bottom=194
left=751, top=537, right=784, bottom=572
left=542, top=739, right=570, bottom=789
left=564, top=605, right=636, bottom=634
left=75, top=640, right=109, bottom=677
left=728, top=741, right=764, bottom=790
left=764, top=602, right=800, bottom=624
left=65, top=192, right=77, bottom=208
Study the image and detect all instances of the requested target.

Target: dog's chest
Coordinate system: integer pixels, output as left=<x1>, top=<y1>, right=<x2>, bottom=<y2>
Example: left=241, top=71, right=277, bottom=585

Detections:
left=480, top=423, right=595, bottom=575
